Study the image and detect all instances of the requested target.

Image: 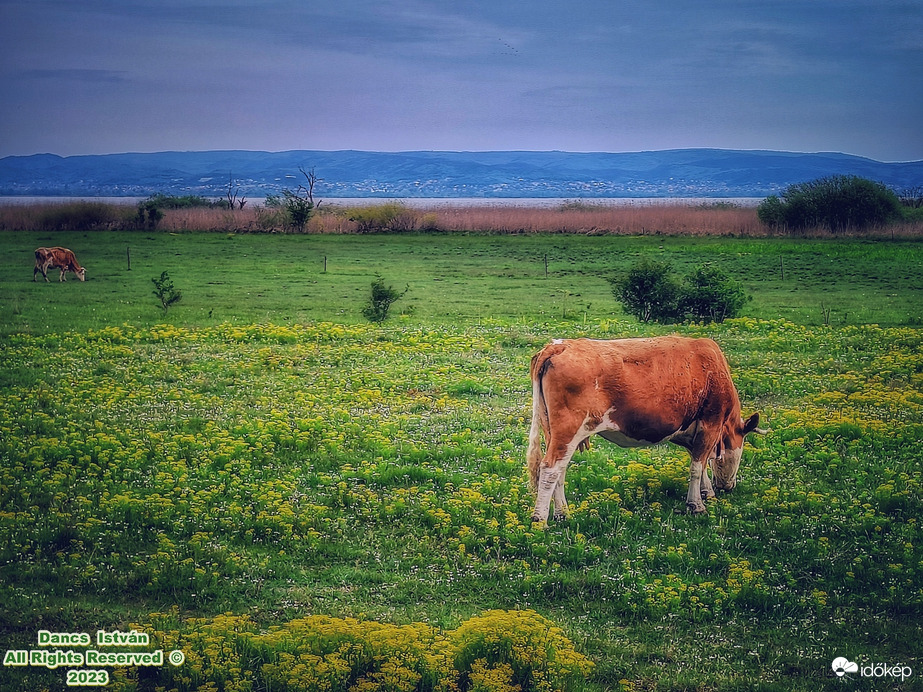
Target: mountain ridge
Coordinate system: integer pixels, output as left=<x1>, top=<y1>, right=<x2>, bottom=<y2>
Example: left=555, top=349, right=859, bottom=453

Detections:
left=1, top=148, right=920, bottom=198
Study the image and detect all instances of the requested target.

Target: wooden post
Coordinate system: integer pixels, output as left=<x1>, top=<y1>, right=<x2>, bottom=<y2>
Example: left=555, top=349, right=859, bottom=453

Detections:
left=127, top=247, right=131, bottom=271
left=324, top=256, right=327, bottom=273
left=544, top=254, right=548, bottom=278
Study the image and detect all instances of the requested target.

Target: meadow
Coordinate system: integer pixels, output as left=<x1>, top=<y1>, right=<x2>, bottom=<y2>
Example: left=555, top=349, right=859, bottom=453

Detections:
left=1, top=227, right=922, bottom=691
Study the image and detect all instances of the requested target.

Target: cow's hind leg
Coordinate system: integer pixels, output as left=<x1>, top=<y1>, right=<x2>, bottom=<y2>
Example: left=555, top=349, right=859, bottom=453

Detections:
left=532, top=430, right=584, bottom=524
left=533, top=464, right=564, bottom=523
left=551, top=465, right=570, bottom=521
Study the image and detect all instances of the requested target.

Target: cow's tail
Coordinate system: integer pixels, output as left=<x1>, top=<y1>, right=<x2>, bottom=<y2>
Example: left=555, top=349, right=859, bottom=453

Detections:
left=527, top=350, right=553, bottom=491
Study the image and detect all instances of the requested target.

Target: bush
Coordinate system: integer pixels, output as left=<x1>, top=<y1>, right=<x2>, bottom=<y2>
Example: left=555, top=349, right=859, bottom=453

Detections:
left=152, top=271, right=182, bottom=313
left=136, top=200, right=164, bottom=229
left=362, top=275, right=408, bottom=322
left=757, top=175, right=903, bottom=231
left=350, top=202, right=416, bottom=233
left=611, top=259, right=749, bottom=324
left=680, top=264, right=749, bottom=322
left=134, top=609, right=593, bottom=692
left=144, top=193, right=216, bottom=209
left=266, top=191, right=315, bottom=232
left=609, top=258, right=683, bottom=323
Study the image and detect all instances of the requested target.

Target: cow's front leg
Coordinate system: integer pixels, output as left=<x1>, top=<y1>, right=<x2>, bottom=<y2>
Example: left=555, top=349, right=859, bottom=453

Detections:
left=532, top=465, right=563, bottom=523
left=686, top=457, right=708, bottom=514
left=700, top=458, right=716, bottom=501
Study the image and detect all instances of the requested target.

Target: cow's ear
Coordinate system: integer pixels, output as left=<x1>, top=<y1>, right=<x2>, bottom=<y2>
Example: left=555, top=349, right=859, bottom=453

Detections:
left=743, top=412, right=761, bottom=435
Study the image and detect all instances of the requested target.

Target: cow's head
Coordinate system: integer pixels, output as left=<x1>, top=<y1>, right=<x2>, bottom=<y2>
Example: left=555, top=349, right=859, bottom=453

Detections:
left=712, top=412, right=762, bottom=490
left=76, top=267, right=86, bottom=281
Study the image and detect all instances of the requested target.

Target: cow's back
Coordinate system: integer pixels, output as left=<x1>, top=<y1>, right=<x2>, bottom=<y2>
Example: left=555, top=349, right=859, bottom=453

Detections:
left=534, top=337, right=739, bottom=439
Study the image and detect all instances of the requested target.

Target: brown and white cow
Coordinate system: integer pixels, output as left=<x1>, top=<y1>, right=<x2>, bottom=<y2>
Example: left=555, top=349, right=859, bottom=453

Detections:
left=527, top=336, right=762, bottom=521
left=33, top=247, right=86, bottom=282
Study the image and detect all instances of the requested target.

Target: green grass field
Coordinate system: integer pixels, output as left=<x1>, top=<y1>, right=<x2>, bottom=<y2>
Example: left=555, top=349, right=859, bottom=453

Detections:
left=1, top=230, right=922, bottom=691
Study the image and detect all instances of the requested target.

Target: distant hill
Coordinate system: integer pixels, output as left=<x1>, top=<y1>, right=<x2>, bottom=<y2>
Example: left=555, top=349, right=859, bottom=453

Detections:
left=1, top=148, right=921, bottom=198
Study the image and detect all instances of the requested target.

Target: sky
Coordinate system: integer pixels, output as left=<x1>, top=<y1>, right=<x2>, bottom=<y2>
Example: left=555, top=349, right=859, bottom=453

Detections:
left=1, top=0, right=921, bottom=161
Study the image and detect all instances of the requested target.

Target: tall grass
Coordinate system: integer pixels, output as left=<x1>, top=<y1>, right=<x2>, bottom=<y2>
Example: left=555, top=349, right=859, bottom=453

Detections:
left=4, top=199, right=922, bottom=236
left=0, top=201, right=136, bottom=231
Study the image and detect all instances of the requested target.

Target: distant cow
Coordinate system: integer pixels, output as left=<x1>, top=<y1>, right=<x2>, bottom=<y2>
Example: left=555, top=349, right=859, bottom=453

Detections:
left=527, top=337, right=763, bottom=521
left=33, top=247, right=86, bottom=282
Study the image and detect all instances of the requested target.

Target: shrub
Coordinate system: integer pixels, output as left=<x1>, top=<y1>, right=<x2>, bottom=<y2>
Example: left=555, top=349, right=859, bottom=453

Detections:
left=152, top=271, right=182, bottom=313
left=144, top=193, right=216, bottom=209
left=680, top=264, right=749, bottom=323
left=266, top=191, right=315, bottom=232
left=452, top=609, right=594, bottom=692
left=609, top=258, right=683, bottom=323
left=350, top=202, right=416, bottom=233
left=362, top=275, right=408, bottom=322
left=263, top=167, right=321, bottom=232
left=611, top=259, right=749, bottom=324
left=757, top=175, right=903, bottom=231
left=137, top=200, right=164, bottom=229
left=134, top=609, right=593, bottom=692
left=756, top=194, right=785, bottom=227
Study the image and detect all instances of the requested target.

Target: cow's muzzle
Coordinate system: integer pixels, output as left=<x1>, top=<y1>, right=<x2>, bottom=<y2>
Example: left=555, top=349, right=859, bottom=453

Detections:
left=714, top=478, right=736, bottom=491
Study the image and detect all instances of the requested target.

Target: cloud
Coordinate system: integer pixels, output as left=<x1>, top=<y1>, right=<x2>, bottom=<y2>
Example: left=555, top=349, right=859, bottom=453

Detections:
left=0, top=0, right=920, bottom=159
left=15, top=69, right=129, bottom=84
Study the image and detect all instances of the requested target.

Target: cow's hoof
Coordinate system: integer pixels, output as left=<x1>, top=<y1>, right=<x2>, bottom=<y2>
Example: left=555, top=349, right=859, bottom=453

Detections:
left=551, top=511, right=568, bottom=522
left=686, top=502, right=708, bottom=515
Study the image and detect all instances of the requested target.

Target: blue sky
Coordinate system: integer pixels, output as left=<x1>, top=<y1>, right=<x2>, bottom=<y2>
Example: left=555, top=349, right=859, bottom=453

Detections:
left=1, top=0, right=921, bottom=160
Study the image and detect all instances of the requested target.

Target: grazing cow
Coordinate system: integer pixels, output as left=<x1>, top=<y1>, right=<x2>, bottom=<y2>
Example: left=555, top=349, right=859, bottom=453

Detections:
left=527, top=336, right=762, bottom=521
left=33, top=247, right=86, bottom=282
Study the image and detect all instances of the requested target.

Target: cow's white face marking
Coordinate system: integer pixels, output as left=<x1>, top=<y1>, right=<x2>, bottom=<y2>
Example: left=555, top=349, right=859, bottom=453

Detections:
left=713, top=413, right=760, bottom=490
left=713, top=444, right=743, bottom=490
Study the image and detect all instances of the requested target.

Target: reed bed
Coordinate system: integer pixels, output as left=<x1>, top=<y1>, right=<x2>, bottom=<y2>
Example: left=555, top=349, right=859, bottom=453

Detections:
left=2, top=199, right=921, bottom=237
left=421, top=202, right=764, bottom=235
left=155, top=202, right=770, bottom=236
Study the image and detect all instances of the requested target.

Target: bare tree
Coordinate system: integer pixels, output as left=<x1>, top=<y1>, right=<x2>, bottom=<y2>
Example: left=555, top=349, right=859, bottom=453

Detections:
left=296, top=166, right=320, bottom=208
left=226, top=172, right=247, bottom=210
left=270, top=166, right=322, bottom=232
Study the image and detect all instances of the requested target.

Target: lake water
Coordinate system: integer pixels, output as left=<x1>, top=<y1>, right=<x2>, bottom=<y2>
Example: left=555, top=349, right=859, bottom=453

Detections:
left=0, top=196, right=764, bottom=207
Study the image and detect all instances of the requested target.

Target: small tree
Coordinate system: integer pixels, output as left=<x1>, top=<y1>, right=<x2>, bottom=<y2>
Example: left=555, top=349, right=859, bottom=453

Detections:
left=609, top=258, right=682, bottom=323
left=225, top=172, right=247, bottom=210
left=362, top=275, right=408, bottom=322
left=267, top=166, right=321, bottom=232
left=137, top=200, right=164, bottom=229
left=757, top=175, right=903, bottom=231
left=680, top=264, right=749, bottom=323
left=152, top=271, right=182, bottom=313
left=756, top=194, right=785, bottom=227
